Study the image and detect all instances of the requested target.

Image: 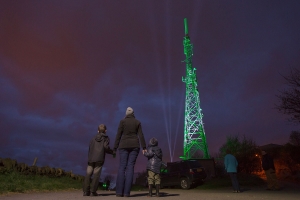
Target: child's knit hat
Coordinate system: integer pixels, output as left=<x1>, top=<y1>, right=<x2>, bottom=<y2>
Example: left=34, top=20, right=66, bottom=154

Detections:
left=149, top=137, right=158, bottom=146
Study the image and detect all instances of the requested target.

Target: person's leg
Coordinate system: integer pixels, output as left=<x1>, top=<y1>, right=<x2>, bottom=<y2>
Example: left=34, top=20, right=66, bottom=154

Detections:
left=83, top=163, right=94, bottom=195
left=90, top=162, right=103, bottom=194
left=228, top=173, right=235, bottom=191
left=265, top=169, right=272, bottom=189
left=231, top=173, right=240, bottom=192
left=123, top=148, right=139, bottom=196
left=147, top=170, right=154, bottom=197
left=147, top=170, right=155, bottom=186
left=229, top=173, right=238, bottom=192
left=269, top=169, right=279, bottom=190
left=116, top=148, right=129, bottom=196
left=154, top=173, right=161, bottom=197
left=154, top=173, right=161, bottom=186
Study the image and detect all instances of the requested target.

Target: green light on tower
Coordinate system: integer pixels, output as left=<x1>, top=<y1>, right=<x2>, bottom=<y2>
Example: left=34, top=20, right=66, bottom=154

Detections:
left=181, top=18, right=210, bottom=160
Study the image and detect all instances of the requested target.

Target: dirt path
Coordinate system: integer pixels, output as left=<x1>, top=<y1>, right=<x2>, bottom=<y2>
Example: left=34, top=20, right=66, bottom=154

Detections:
left=1, top=181, right=299, bottom=200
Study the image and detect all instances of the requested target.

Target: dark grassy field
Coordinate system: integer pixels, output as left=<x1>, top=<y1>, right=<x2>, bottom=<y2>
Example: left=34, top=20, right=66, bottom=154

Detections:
left=0, top=170, right=266, bottom=195
left=0, top=170, right=83, bottom=195
left=196, top=173, right=266, bottom=190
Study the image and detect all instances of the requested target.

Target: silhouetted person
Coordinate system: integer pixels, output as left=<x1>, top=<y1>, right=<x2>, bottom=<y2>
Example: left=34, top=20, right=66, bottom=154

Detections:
left=143, top=137, right=163, bottom=197
left=224, top=149, right=240, bottom=193
left=83, top=124, right=114, bottom=196
left=261, top=150, right=280, bottom=190
left=113, top=107, right=147, bottom=197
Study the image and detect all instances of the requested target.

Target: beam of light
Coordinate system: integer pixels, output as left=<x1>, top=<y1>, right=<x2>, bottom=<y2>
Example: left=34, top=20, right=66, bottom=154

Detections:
left=145, top=1, right=172, bottom=161
left=145, top=1, right=184, bottom=163
left=172, top=87, right=185, bottom=161
left=165, top=0, right=173, bottom=162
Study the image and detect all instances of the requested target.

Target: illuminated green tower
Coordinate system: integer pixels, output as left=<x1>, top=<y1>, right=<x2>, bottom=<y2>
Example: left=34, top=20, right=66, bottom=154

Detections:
left=181, top=18, right=210, bottom=160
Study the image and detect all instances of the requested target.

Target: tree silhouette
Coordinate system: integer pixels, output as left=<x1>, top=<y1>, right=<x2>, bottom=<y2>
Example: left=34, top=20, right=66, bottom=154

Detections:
left=289, top=131, right=300, bottom=146
left=276, top=68, right=300, bottom=124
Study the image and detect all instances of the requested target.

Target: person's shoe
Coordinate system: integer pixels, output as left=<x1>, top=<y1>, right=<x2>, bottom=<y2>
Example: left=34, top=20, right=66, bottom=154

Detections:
left=237, top=190, right=241, bottom=193
left=124, top=195, right=130, bottom=197
left=91, top=192, right=98, bottom=196
left=233, top=190, right=238, bottom=193
left=83, top=192, right=90, bottom=196
left=116, top=194, right=124, bottom=197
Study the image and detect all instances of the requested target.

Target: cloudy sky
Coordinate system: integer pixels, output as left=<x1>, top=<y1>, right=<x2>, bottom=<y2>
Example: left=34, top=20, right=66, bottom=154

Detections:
left=1, top=0, right=300, bottom=179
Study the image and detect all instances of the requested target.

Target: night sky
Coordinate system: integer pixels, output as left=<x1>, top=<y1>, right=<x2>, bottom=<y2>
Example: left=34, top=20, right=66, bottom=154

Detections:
left=1, top=0, right=300, bottom=180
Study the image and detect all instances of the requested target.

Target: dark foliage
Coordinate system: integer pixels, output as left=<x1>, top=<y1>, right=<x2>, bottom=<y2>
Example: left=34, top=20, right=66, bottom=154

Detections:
left=276, top=68, right=300, bottom=124
left=219, top=135, right=261, bottom=174
left=289, top=131, right=300, bottom=146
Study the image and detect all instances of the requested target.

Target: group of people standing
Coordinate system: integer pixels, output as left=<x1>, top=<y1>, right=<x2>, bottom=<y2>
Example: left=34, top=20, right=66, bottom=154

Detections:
left=82, top=107, right=162, bottom=197
left=81, top=106, right=281, bottom=197
left=224, top=149, right=280, bottom=193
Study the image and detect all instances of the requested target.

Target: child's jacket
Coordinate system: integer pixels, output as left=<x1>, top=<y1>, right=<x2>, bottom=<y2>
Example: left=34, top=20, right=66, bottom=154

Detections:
left=88, top=132, right=113, bottom=163
left=143, top=138, right=163, bottom=174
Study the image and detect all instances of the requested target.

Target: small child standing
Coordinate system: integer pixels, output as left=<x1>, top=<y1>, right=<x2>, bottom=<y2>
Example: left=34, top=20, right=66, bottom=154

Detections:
left=82, top=124, right=115, bottom=196
left=143, top=137, right=163, bottom=197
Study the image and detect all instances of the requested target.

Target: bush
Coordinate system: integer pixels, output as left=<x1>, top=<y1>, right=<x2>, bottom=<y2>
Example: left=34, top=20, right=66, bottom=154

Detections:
left=219, top=135, right=261, bottom=174
left=0, top=170, right=83, bottom=195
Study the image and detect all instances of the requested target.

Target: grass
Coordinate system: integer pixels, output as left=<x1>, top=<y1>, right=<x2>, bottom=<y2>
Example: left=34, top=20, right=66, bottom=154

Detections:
left=0, top=170, right=82, bottom=195
left=0, top=170, right=266, bottom=195
left=196, top=173, right=266, bottom=190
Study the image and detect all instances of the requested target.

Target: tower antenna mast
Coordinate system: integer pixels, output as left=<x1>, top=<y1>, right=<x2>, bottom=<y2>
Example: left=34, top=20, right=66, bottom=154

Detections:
left=181, top=18, right=210, bottom=159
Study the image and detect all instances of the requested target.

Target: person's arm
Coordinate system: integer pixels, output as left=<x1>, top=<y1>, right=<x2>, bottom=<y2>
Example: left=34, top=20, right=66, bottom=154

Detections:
left=114, top=121, right=123, bottom=150
left=137, top=122, right=146, bottom=150
left=104, top=137, right=113, bottom=154
left=87, top=139, right=92, bottom=158
left=143, top=148, right=154, bottom=158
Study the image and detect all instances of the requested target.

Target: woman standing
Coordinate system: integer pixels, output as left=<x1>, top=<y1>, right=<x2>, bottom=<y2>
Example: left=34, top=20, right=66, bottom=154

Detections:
left=113, top=107, right=147, bottom=197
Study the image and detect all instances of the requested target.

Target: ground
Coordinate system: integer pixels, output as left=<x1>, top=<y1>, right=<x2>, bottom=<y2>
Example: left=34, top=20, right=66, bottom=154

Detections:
left=0, top=181, right=299, bottom=200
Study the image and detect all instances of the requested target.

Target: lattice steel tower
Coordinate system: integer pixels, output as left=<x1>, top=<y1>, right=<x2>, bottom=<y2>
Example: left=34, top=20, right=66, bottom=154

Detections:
left=181, top=18, right=210, bottom=159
